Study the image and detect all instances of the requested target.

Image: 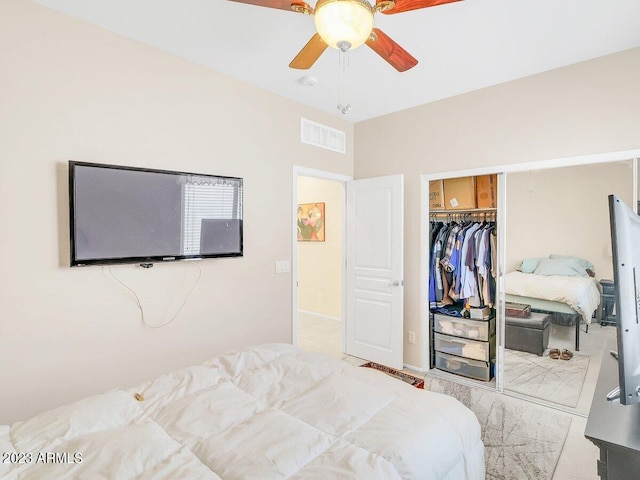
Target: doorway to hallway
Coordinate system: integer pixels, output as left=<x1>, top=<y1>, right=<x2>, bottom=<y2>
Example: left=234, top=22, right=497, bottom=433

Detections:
left=295, top=174, right=344, bottom=359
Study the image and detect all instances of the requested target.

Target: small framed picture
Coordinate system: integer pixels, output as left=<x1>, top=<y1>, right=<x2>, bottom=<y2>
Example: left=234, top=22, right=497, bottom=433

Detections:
left=297, top=202, right=325, bottom=242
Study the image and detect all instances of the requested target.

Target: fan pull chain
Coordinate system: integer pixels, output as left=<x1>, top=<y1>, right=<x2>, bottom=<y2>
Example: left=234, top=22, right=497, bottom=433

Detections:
left=337, top=49, right=351, bottom=115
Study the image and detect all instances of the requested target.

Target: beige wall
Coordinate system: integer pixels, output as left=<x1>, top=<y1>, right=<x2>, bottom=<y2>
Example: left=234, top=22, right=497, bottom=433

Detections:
left=505, top=161, right=634, bottom=280
left=355, top=47, right=640, bottom=368
left=297, top=177, right=343, bottom=319
left=0, top=0, right=353, bottom=423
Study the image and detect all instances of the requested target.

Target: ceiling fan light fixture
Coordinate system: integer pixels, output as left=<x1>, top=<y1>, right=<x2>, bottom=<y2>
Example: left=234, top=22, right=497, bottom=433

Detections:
left=314, top=0, right=374, bottom=51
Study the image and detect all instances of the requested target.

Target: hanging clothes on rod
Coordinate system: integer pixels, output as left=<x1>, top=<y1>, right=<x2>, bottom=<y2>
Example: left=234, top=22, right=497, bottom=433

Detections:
left=429, top=214, right=497, bottom=315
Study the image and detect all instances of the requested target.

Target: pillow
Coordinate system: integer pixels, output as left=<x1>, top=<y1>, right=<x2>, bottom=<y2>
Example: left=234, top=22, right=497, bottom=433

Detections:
left=549, top=254, right=595, bottom=271
left=533, top=257, right=590, bottom=277
left=516, top=257, right=543, bottom=274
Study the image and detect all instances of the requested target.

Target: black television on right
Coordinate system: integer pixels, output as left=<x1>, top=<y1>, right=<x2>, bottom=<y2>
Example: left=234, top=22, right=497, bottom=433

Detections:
left=608, top=194, right=640, bottom=405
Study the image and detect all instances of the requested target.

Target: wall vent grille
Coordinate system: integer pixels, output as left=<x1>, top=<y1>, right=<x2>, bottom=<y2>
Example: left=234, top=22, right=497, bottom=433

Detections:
left=301, top=118, right=346, bottom=154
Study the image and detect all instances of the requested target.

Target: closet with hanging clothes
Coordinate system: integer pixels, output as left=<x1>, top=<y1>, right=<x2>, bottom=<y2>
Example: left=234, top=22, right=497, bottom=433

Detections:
left=428, top=175, right=499, bottom=384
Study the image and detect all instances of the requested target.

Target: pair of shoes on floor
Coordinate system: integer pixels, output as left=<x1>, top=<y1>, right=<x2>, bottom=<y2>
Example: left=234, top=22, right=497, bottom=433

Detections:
left=549, top=348, right=573, bottom=360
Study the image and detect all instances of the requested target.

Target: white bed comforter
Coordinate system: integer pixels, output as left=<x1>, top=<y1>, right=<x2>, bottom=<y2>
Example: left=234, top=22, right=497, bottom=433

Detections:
left=1, top=344, right=485, bottom=479
left=504, top=271, right=601, bottom=323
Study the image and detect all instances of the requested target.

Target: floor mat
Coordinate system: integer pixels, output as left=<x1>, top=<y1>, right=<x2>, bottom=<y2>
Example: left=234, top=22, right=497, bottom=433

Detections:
left=360, top=362, right=425, bottom=389
left=424, top=375, right=572, bottom=480
left=504, top=348, right=590, bottom=408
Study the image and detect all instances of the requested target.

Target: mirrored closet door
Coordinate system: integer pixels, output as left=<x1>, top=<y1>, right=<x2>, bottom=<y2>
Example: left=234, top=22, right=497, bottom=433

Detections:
left=502, top=160, right=633, bottom=414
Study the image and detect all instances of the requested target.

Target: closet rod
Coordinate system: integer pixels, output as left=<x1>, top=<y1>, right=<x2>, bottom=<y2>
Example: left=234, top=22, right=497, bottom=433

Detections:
left=430, top=211, right=496, bottom=217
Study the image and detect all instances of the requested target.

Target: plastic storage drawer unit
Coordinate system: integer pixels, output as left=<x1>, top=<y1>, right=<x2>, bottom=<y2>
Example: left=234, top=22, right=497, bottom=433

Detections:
left=433, top=314, right=495, bottom=342
left=434, top=332, right=493, bottom=362
left=435, top=351, right=493, bottom=381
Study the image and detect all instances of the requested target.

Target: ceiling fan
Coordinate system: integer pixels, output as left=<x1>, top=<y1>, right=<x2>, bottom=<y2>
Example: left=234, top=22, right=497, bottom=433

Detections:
left=229, top=0, right=461, bottom=72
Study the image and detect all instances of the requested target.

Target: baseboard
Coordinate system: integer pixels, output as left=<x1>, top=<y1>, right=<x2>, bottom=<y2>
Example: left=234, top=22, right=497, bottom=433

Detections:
left=297, top=309, right=341, bottom=322
left=403, top=363, right=427, bottom=373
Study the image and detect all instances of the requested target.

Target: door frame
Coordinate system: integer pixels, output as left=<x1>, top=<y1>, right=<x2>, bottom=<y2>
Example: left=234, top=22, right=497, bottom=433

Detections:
left=292, top=166, right=352, bottom=349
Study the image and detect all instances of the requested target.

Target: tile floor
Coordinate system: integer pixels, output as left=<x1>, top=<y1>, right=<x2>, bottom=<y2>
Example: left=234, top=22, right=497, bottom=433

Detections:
left=296, top=312, right=344, bottom=360
left=295, top=312, right=602, bottom=480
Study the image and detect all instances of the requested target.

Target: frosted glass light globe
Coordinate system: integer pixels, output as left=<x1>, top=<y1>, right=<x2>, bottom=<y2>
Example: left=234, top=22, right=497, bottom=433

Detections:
left=314, top=0, right=374, bottom=51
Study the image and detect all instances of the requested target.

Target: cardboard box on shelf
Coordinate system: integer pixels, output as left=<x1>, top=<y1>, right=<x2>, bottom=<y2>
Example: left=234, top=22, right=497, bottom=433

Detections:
left=429, top=180, right=444, bottom=210
left=444, top=177, right=476, bottom=210
left=476, top=174, right=497, bottom=208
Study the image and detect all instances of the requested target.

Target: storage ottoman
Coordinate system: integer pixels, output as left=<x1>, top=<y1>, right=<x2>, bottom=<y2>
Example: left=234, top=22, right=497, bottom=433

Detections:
left=505, top=312, right=551, bottom=356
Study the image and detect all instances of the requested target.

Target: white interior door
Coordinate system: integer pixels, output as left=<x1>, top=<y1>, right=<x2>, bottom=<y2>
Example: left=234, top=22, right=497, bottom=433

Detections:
left=346, top=174, right=404, bottom=369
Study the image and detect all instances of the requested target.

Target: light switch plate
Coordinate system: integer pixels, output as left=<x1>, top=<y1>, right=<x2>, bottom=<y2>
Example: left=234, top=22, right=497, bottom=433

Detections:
left=275, top=260, right=290, bottom=273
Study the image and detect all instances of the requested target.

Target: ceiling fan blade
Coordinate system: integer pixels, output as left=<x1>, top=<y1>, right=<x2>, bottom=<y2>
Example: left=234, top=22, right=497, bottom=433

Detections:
left=366, top=28, right=417, bottom=72
left=228, top=0, right=310, bottom=13
left=289, top=34, right=328, bottom=69
left=380, top=0, right=461, bottom=15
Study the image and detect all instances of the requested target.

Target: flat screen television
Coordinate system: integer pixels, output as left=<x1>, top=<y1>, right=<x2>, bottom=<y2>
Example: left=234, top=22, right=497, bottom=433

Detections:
left=69, top=161, right=243, bottom=267
left=607, top=194, right=640, bottom=404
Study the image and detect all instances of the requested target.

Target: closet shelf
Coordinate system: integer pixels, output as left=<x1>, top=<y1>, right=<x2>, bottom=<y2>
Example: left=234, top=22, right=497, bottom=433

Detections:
left=430, top=208, right=496, bottom=214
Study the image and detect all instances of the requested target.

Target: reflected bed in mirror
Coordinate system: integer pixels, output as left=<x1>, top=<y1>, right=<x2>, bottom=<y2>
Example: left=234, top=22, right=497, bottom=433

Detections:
left=504, top=268, right=601, bottom=351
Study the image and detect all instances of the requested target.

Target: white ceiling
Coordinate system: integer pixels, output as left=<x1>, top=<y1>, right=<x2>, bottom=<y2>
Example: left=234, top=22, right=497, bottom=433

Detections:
left=35, top=0, right=640, bottom=123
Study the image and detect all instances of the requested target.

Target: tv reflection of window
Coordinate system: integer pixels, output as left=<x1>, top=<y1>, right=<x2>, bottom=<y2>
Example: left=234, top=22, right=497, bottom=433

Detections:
left=182, top=177, right=243, bottom=256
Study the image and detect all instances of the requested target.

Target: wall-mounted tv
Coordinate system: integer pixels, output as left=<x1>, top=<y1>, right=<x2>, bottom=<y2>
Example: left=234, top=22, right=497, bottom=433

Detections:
left=69, top=161, right=243, bottom=267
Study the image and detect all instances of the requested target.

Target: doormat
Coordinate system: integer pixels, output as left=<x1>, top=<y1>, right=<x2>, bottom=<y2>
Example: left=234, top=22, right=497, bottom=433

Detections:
left=360, top=362, right=425, bottom=389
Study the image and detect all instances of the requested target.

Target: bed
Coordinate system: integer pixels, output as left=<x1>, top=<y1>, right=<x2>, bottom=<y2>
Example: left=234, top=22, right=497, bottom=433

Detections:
left=504, top=270, right=601, bottom=351
left=0, top=344, right=485, bottom=479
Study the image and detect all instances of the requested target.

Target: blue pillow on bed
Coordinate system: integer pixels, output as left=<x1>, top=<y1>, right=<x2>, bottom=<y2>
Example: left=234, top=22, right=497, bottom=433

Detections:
left=549, top=254, right=595, bottom=271
left=516, top=257, right=544, bottom=274
left=533, top=257, right=590, bottom=277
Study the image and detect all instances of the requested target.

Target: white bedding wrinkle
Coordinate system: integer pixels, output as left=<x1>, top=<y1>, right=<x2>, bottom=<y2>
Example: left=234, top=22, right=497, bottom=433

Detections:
left=2, top=343, right=485, bottom=479
left=130, top=364, right=227, bottom=416
left=150, top=382, right=266, bottom=448
left=287, top=440, right=402, bottom=480
left=8, top=390, right=143, bottom=454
